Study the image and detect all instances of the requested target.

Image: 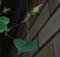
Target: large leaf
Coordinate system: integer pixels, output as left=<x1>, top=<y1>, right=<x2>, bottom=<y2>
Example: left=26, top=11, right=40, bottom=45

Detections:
left=0, top=16, right=10, bottom=25
left=14, top=39, right=37, bottom=53
left=0, top=22, right=6, bottom=33
left=14, top=39, right=25, bottom=53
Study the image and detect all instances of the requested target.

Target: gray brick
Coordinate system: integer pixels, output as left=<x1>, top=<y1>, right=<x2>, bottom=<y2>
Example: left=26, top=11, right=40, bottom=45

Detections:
left=39, top=7, right=60, bottom=47
left=29, top=3, right=49, bottom=40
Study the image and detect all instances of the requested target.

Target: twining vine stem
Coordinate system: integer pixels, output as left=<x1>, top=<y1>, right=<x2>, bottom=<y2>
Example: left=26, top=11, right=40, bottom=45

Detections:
left=8, top=21, right=24, bottom=32
left=4, top=3, right=43, bottom=41
left=26, top=0, right=29, bottom=41
left=5, top=32, right=14, bottom=39
left=7, top=3, right=43, bottom=32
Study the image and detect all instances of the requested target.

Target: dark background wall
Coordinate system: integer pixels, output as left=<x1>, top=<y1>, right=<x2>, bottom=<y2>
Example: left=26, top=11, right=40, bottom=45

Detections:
left=15, top=0, right=60, bottom=57
left=0, top=0, right=27, bottom=57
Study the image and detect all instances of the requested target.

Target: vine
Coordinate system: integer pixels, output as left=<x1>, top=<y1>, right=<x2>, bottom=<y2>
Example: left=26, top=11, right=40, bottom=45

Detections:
left=0, top=3, right=43, bottom=55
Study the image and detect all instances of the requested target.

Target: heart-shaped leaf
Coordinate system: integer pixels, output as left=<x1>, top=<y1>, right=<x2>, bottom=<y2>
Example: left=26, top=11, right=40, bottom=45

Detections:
left=14, top=39, right=37, bottom=53
left=0, top=16, right=10, bottom=25
left=14, top=39, right=25, bottom=53
left=0, top=22, right=6, bottom=33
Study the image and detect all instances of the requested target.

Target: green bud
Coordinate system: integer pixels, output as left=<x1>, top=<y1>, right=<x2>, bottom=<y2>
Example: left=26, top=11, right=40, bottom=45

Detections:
left=32, top=7, right=39, bottom=13
left=3, top=7, right=11, bottom=13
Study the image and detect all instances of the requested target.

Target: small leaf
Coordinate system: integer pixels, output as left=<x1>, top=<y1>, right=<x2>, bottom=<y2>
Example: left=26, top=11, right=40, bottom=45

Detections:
left=3, top=7, right=11, bottom=13
left=14, top=39, right=37, bottom=53
left=0, top=22, right=6, bottom=33
left=0, top=16, right=10, bottom=25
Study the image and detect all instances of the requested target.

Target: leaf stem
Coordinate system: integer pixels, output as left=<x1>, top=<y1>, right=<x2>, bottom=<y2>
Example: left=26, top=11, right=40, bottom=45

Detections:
left=5, top=32, right=14, bottom=39
left=8, top=21, right=24, bottom=32
left=8, top=13, right=31, bottom=32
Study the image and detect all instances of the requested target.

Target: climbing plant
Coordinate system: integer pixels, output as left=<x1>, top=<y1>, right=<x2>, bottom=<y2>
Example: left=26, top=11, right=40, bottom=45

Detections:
left=0, top=3, right=43, bottom=55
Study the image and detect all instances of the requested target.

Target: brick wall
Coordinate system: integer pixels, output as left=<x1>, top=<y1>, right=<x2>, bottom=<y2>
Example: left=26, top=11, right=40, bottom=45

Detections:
left=10, top=0, right=60, bottom=57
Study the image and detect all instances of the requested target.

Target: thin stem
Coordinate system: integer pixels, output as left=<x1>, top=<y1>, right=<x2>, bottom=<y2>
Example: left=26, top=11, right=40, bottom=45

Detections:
left=27, top=21, right=29, bottom=40
left=26, top=0, right=29, bottom=41
left=8, top=14, right=31, bottom=32
left=5, top=32, right=14, bottom=39
left=7, top=3, right=41, bottom=32
left=8, top=21, right=24, bottom=32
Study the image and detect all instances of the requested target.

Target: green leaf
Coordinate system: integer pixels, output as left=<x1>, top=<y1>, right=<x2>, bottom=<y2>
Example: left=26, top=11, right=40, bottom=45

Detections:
left=14, top=39, right=37, bottom=53
left=23, top=41, right=37, bottom=52
left=0, top=16, right=10, bottom=25
left=0, top=22, right=6, bottom=33
left=14, top=39, right=25, bottom=53
left=3, top=7, right=11, bottom=13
